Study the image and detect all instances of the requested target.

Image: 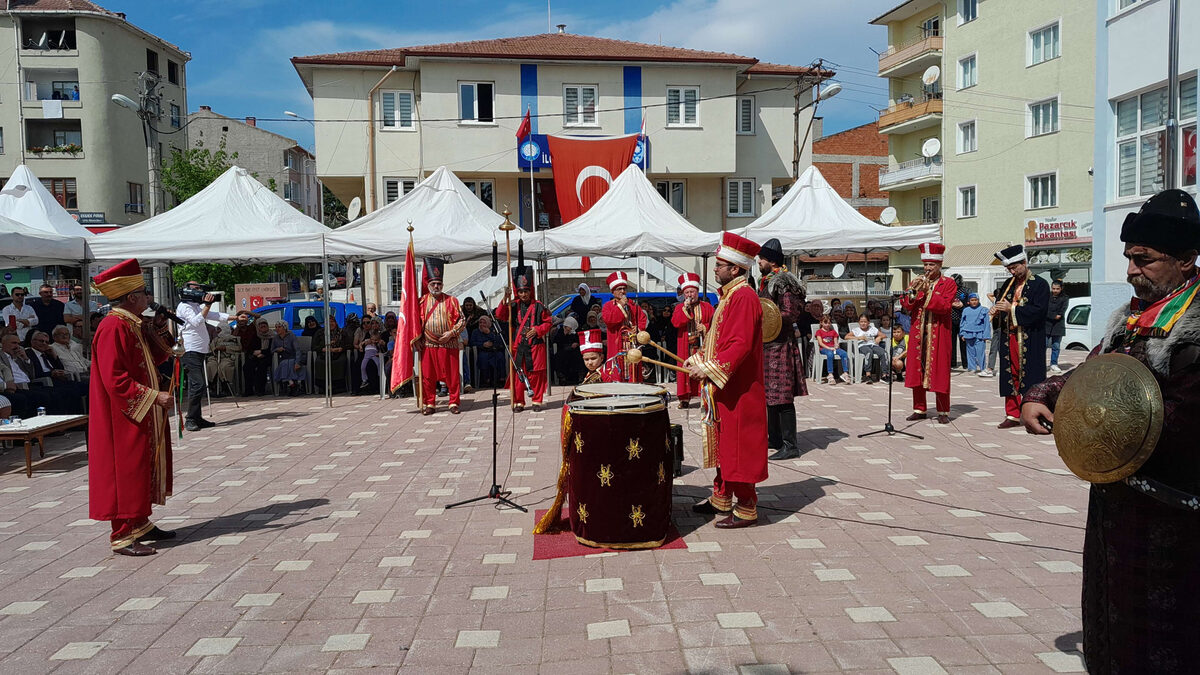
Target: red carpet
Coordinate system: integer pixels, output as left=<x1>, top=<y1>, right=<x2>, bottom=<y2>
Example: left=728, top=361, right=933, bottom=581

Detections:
left=531, top=509, right=686, bottom=560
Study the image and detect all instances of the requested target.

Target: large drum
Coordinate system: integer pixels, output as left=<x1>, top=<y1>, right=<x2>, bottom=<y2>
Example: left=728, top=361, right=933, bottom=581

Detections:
left=565, top=395, right=673, bottom=549
left=572, top=382, right=668, bottom=401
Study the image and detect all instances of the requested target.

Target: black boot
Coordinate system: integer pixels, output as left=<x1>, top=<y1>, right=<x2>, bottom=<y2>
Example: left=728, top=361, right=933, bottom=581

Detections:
left=769, top=404, right=799, bottom=460
left=766, top=404, right=782, bottom=450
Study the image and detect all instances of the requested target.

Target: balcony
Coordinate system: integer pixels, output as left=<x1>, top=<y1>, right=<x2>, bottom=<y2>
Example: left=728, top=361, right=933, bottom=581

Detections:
left=878, top=97, right=943, bottom=135
left=879, top=156, right=943, bottom=191
left=25, top=119, right=83, bottom=158
left=878, top=34, right=943, bottom=78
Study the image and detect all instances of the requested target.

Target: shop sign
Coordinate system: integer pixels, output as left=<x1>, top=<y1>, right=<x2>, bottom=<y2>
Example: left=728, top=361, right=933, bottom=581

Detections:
left=68, top=211, right=107, bottom=225
left=1024, top=211, right=1093, bottom=244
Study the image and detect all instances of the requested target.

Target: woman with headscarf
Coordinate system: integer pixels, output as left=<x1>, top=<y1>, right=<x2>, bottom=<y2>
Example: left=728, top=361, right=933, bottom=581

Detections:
left=206, top=321, right=242, bottom=397
left=568, top=283, right=593, bottom=324
left=460, top=297, right=485, bottom=332
left=300, top=315, right=321, bottom=337
left=271, top=321, right=307, bottom=396
left=243, top=318, right=273, bottom=395
left=312, top=313, right=350, bottom=393
left=551, top=315, right=584, bottom=384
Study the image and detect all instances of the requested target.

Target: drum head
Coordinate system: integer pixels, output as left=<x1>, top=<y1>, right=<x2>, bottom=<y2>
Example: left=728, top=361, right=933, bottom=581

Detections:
left=575, top=383, right=666, bottom=397
left=568, top=395, right=664, bottom=413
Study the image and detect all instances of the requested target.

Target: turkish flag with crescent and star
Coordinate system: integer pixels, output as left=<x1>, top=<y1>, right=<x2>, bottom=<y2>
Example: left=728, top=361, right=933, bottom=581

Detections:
left=546, top=134, right=638, bottom=224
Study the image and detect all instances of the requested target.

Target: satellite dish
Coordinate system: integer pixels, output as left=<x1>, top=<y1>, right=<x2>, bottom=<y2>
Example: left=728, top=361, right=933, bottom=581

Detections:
left=921, top=138, right=942, bottom=158
left=347, top=197, right=362, bottom=221
left=921, top=65, right=941, bottom=86
left=879, top=206, right=897, bottom=225
left=831, top=263, right=846, bottom=279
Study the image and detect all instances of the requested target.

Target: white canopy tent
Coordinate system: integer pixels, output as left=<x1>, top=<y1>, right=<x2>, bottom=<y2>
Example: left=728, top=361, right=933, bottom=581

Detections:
left=325, top=166, right=505, bottom=262
left=0, top=215, right=88, bottom=267
left=0, top=165, right=95, bottom=238
left=529, top=165, right=722, bottom=258
left=87, top=165, right=330, bottom=264
left=731, top=166, right=940, bottom=254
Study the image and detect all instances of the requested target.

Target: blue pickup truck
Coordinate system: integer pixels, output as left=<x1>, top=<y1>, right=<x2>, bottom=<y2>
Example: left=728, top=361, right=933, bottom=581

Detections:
left=251, top=301, right=365, bottom=331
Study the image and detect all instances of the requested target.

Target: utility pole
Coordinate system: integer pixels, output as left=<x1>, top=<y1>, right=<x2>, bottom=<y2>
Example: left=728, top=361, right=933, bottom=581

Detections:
left=138, top=71, right=162, bottom=217
left=1165, top=0, right=1180, bottom=189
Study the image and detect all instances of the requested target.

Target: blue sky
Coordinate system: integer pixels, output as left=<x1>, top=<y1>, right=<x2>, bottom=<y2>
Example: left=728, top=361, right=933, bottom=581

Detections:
left=115, top=0, right=898, bottom=150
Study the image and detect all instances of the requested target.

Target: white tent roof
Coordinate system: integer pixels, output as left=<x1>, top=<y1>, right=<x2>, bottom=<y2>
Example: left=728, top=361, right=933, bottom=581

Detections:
left=325, top=166, right=505, bottom=262
left=731, top=166, right=940, bottom=254
left=530, top=165, right=721, bottom=258
left=0, top=214, right=87, bottom=266
left=87, top=165, right=330, bottom=264
left=0, top=165, right=94, bottom=238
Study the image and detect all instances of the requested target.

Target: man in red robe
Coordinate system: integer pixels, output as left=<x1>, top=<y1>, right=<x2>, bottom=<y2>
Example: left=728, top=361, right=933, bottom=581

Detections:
left=601, top=271, right=648, bottom=382
left=671, top=272, right=714, bottom=408
left=685, top=232, right=768, bottom=529
left=418, top=258, right=465, bottom=415
left=87, top=259, right=176, bottom=556
left=495, top=270, right=551, bottom=411
left=900, top=242, right=957, bottom=424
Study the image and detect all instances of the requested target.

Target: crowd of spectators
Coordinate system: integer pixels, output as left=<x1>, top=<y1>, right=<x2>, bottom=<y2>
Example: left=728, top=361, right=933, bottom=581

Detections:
left=0, top=283, right=98, bottom=418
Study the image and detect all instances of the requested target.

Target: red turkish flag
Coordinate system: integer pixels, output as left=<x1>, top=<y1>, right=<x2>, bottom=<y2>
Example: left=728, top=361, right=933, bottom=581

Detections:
left=547, top=134, right=638, bottom=223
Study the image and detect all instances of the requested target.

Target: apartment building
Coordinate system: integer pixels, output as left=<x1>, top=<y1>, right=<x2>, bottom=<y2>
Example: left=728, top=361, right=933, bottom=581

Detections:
left=0, top=0, right=189, bottom=228
left=291, top=30, right=825, bottom=309
left=871, top=0, right=1095, bottom=297
left=1091, top=0, right=1197, bottom=340
left=188, top=107, right=321, bottom=221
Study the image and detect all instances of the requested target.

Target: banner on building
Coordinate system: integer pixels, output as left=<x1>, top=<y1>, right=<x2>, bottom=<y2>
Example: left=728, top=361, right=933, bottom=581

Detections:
left=546, top=134, right=639, bottom=223
left=1023, top=211, right=1093, bottom=245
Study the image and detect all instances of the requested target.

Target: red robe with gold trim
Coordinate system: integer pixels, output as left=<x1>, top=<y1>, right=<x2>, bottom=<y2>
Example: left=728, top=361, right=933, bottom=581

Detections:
left=671, top=299, right=715, bottom=399
left=689, top=277, right=768, bottom=484
left=88, top=308, right=173, bottom=521
left=601, top=299, right=648, bottom=360
left=900, top=275, right=957, bottom=394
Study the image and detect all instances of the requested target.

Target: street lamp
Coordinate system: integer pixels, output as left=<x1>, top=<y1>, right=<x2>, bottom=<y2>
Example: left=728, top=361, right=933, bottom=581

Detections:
left=110, top=91, right=161, bottom=217
left=283, top=111, right=324, bottom=225
left=792, top=80, right=843, bottom=179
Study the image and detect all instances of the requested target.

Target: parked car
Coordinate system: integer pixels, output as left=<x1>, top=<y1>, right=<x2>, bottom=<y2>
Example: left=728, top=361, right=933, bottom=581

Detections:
left=251, top=301, right=365, bottom=332
left=546, top=291, right=719, bottom=320
left=1063, top=296, right=1093, bottom=351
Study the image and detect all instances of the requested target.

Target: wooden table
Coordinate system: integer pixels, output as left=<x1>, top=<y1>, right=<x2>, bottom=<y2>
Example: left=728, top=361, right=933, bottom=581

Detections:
left=0, top=415, right=88, bottom=477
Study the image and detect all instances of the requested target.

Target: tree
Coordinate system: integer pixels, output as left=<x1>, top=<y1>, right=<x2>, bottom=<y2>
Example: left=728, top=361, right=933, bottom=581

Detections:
left=323, top=184, right=348, bottom=228
left=164, top=137, right=306, bottom=299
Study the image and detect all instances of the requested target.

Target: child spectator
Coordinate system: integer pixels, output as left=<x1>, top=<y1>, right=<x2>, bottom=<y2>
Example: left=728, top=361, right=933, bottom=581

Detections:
left=888, top=324, right=908, bottom=382
left=815, top=315, right=851, bottom=384
left=847, top=313, right=887, bottom=384
left=959, top=293, right=991, bottom=374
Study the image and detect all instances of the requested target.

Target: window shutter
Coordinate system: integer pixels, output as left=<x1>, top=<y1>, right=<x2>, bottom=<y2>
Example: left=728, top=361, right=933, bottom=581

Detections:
left=565, top=87, right=579, bottom=124
left=1181, top=78, right=1197, bottom=120
left=727, top=180, right=739, bottom=214
left=382, top=92, right=396, bottom=127
left=398, top=93, right=413, bottom=128
left=1117, top=141, right=1137, bottom=197
left=582, top=87, right=596, bottom=124
left=738, top=98, right=752, bottom=133
left=667, top=89, right=681, bottom=125
left=684, top=88, right=698, bottom=124
left=1141, top=88, right=1167, bottom=130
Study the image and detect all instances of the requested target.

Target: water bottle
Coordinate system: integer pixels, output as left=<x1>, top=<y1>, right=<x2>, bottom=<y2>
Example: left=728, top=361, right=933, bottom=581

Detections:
left=37, top=407, right=46, bottom=417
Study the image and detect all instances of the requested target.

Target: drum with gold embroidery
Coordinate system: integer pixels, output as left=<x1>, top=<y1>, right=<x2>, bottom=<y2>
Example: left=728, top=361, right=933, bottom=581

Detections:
left=570, top=382, right=668, bottom=404
left=565, top=395, right=672, bottom=549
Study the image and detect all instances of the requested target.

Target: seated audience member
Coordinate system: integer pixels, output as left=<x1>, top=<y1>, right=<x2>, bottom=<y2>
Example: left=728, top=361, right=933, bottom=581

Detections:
left=4, top=332, right=79, bottom=413
left=888, top=324, right=908, bottom=382
left=300, top=315, right=321, bottom=337
left=815, top=315, right=851, bottom=384
left=469, top=316, right=506, bottom=389
left=846, top=313, right=888, bottom=383
left=358, top=318, right=385, bottom=393
left=50, top=325, right=89, bottom=378
left=551, top=315, right=584, bottom=385
left=206, top=321, right=242, bottom=397
left=271, top=321, right=307, bottom=396
left=311, top=314, right=350, bottom=393
left=241, top=318, right=272, bottom=396
left=30, top=285, right=66, bottom=337
left=0, top=393, right=10, bottom=418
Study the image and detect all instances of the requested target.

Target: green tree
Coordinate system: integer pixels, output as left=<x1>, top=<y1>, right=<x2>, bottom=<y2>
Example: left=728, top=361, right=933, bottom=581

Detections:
left=323, top=184, right=348, bottom=228
left=164, top=137, right=306, bottom=298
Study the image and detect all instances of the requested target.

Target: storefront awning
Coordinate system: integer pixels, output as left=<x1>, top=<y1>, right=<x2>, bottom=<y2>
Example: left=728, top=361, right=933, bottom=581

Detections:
left=943, top=242, right=1008, bottom=269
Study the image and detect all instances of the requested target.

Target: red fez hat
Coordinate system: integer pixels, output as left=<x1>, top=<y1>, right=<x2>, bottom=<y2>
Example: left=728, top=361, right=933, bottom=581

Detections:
left=918, top=242, right=945, bottom=262
left=715, top=231, right=760, bottom=269
left=92, top=258, right=144, bottom=299
left=677, top=272, right=701, bottom=291
left=578, top=329, right=604, bottom=354
left=607, top=271, right=629, bottom=290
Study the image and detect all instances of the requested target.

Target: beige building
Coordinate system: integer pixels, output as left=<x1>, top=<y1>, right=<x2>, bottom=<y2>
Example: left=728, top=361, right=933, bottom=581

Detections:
left=188, top=108, right=321, bottom=221
left=0, top=0, right=189, bottom=227
left=872, top=0, right=1095, bottom=295
left=291, top=30, right=825, bottom=309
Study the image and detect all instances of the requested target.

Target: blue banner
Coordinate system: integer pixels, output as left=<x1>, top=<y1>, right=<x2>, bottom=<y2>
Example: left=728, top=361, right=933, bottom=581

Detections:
left=518, top=134, right=649, bottom=171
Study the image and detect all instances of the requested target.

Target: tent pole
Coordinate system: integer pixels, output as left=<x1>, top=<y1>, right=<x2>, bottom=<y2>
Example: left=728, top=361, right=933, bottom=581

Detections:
left=81, top=256, right=92, bottom=359
left=864, top=249, right=869, bottom=308
left=701, top=253, right=709, bottom=296
left=321, top=236, right=332, bottom=409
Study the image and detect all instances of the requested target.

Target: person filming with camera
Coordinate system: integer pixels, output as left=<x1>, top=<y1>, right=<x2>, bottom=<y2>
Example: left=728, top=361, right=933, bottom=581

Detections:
left=176, top=281, right=227, bottom=431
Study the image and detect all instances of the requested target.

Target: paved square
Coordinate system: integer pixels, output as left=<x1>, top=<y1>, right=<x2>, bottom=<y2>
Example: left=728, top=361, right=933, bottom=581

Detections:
left=0, top=356, right=1091, bottom=672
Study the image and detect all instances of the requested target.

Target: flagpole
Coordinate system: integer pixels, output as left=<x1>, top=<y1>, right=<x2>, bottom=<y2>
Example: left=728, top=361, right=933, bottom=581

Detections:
left=409, top=223, right=423, bottom=411
left=528, top=106, right=537, bottom=234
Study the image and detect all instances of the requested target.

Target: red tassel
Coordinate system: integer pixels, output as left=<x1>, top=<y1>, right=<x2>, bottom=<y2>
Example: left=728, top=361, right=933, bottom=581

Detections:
left=580, top=256, right=591, bottom=273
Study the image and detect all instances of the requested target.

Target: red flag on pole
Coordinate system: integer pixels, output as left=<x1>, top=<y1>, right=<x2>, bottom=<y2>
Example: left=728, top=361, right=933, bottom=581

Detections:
left=516, top=108, right=531, bottom=140
left=390, top=235, right=422, bottom=393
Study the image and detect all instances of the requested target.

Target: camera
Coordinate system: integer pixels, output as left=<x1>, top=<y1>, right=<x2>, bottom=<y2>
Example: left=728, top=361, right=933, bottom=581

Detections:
left=179, top=284, right=213, bottom=303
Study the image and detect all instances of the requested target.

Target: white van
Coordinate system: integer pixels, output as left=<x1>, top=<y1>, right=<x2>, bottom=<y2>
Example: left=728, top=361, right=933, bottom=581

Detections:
left=1063, top=296, right=1094, bottom=351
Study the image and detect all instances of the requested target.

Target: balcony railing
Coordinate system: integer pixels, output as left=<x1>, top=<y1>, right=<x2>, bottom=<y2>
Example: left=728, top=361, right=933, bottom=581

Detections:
left=124, top=203, right=145, bottom=214
left=879, top=156, right=943, bottom=189
left=878, top=34, right=942, bottom=74
left=878, top=97, right=943, bottom=131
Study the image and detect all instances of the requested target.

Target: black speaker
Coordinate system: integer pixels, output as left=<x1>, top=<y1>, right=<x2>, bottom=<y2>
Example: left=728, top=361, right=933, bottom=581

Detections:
left=669, top=423, right=684, bottom=478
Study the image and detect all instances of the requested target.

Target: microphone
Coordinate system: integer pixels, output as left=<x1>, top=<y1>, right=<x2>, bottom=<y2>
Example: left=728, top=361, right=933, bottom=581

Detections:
left=149, top=301, right=184, bottom=326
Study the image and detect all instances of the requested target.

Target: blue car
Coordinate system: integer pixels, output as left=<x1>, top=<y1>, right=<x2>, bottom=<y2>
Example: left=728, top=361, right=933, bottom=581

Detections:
left=250, top=301, right=365, bottom=332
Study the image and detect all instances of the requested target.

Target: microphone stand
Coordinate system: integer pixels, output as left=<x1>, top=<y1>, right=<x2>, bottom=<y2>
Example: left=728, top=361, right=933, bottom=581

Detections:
left=446, top=221, right=529, bottom=512
left=859, top=297, right=922, bottom=440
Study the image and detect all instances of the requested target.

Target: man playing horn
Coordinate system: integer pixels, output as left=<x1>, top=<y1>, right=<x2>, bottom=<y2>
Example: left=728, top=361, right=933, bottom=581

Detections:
left=1022, top=189, right=1200, bottom=671
left=900, top=242, right=957, bottom=424
left=601, top=271, right=648, bottom=382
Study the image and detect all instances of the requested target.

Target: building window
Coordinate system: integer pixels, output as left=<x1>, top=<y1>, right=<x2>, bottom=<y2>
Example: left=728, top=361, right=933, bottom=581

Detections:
left=958, top=55, right=977, bottom=90
left=170, top=103, right=181, bottom=129
left=382, top=90, right=415, bottom=129
left=384, top=178, right=415, bottom=204
left=1183, top=77, right=1197, bottom=187
left=284, top=181, right=300, bottom=202
left=459, top=82, right=494, bottom=123
left=958, top=0, right=977, bottom=24
left=1028, top=172, right=1057, bottom=209
left=284, top=151, right=298, bottom=170
left=737, top=96, right=755, bottom=135
left=563, top=85, right=597, bottom=126
left=1119, top=0, right=1139, bottom=9
left=167, top=60, right=179, bottom=85
left=51, top=81, right=78, bottom=99
left=655, top=180, right=686, bottom=215
left=726, top=179, right=754, bottom=217
left=920, top=15, right=940, bottom=38
left=41, top=178, right=77, bottom=208
left=958, top=120, right=977, bottom=153
left=53, top=129, right=82, bottom=146
left=462, top=180, right=495, bottom=209
left=921, top=195, right=940, bottom=223
left=146, top=49, right=159, bottom=75
left=388, top=265, right=404, bottom=304
left=667, top=86, right=700, bottom=127
left=1029, top=22, right=1061, bottom=66
left=1029, top=97, right=1059, bottom=137
left=126, top=183, right=144, bottom=214
left=959, top=186, right=977, bottom=218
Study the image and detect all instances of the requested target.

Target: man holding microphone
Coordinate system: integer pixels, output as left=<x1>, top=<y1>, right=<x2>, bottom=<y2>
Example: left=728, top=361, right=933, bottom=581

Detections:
left=176, top=281, right=227, bottom=431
